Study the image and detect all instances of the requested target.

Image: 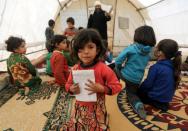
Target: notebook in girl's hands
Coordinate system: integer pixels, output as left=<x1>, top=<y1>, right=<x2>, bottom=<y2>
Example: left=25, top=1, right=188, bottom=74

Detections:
left=72, top=70, right=97, bottom=102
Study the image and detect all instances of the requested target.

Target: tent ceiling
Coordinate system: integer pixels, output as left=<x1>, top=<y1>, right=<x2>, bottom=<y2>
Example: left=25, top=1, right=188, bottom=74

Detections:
left=0, top=0, right=188, bottom=47
left=131, top=0, right=163, bottom=8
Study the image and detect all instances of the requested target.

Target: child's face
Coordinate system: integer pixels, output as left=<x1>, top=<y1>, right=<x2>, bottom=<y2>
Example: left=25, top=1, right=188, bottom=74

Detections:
left=14, top=42, right=26, bottom=54
left=154, top=46, right=165, bottom=60
left=78, top=42, right=99, bottom=65
left=56, top=40, right=68, bottom=51
left=67, top=22, right=74, bottom=29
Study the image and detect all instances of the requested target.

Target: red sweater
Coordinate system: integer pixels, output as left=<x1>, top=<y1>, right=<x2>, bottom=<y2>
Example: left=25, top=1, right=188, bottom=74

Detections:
left=66, top=61, right=122, bottom=96
left=50, top=51, right=69, bottom=85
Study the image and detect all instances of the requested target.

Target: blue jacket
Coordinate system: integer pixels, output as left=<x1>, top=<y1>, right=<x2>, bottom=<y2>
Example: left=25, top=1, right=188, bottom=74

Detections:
left=115, top=43, right=152, bottom=84
left=139, top=59, right=175, bottom=102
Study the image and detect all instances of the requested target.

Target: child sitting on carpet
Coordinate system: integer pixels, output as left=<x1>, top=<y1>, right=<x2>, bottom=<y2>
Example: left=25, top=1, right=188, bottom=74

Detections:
left=115, top=25, right=156, bottom=119
left=65, top=29, right=122, bottom=130
left=62, top=39, right=78, bottom=67
left=50, top=35, right=69, bottom=86
left=138, top=39, right=182, bottom=111
left=46, top=39, right=77, bottom=76
left=5, top=36, right=42, bottom=96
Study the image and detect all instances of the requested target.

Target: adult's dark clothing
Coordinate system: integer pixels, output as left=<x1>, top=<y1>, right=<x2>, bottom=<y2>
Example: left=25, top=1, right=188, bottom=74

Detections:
left=45, top=27, right=54, bottom=52
left=87, top=10, right=111, bottom=40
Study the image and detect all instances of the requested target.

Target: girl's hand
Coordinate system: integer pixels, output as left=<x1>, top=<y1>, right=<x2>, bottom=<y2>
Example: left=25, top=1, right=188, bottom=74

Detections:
left=85, top=79, right=105, bottom=95
left=69, top=83, right=80, bottom=94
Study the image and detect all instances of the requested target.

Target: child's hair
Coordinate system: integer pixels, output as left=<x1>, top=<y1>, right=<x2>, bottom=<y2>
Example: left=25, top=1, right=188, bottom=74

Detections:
left=71, top=29, right=106, bottom=61
left=5, top=36, right=25, bottom=52
left=66, top=17, right=75, bottom=25
left=134, top=25, right=156, bottom=47
left=50, top=34, right=67, bottom=52
left=78, top=27, right=84, bottom=30
left=157, top=39, right=182, bottom=88
left=48, top=19, right=55, bottom=27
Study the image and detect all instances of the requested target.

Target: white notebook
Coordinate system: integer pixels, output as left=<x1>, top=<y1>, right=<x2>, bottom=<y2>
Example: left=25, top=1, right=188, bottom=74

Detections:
left=72, top=70, right=97, bottom=102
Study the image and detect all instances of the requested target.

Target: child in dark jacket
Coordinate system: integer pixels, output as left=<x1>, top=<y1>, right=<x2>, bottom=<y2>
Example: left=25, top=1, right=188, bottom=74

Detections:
left=138, top=39, right=182, bottom=111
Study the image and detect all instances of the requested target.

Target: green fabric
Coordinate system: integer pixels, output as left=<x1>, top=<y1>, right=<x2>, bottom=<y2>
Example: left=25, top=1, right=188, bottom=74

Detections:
left=45, top=52, right=53, bottom=75
left=62, top=51, right=77, bottom=67
left=7, top=53, right=42, bottom=88
left=45, top=51, right=77, bottom=75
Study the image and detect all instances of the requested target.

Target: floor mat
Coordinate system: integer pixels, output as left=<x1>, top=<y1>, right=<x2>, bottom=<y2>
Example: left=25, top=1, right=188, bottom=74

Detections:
left=16, top=82, right=58, bottom=105
left=43, top=88, right=74, bottom=131
left=0, top=85, right=18, bottom=107
left=117, top=81, right=188, bottom=131
left=0, top=81, right=59, bottom=131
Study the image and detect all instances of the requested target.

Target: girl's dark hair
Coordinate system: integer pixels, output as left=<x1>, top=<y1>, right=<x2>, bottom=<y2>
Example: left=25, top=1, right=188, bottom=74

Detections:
left=134, top=25, right=156, bottom=47
left=49, top=35, right=67, bottom=52
left=71, top=29, right=106, bottom=61
left=66, top=17, right=75, bottom=25
left=78, top=27, right=84, bottom=30
left=158, top=39, right=182, bottom=88
left=5, top=36, right=25, bottom=52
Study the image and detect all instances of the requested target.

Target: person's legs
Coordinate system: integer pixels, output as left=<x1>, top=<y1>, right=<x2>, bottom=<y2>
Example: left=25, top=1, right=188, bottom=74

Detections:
left=114, top=67, right=146, bottom=118
left=125, top=80, right=146, bottom=119
left=45, top=41, right=51, bottom=52
left=138, top=89, right=169, bottom=111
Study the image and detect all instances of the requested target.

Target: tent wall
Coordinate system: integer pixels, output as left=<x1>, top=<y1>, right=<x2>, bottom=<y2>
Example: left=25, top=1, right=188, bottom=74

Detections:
left=0, top=0, right=59, bottom=48
left=113, top=0, right=144, bottom=53
left=59, top=0, right=88, bottom=33
left=141, top=0, right=188, bottom=47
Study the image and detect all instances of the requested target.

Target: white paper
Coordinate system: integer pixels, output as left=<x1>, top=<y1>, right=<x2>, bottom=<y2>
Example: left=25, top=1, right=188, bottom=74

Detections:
left=101, top=3, right=113, bottom=13
left=72, top=70, right=96, bottom=102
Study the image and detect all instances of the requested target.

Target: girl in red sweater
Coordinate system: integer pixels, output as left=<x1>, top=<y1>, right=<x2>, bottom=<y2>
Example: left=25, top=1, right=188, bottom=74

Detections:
left=50, top=35, right=69, bottom=86
left=65, top=29, right=122, bottom=130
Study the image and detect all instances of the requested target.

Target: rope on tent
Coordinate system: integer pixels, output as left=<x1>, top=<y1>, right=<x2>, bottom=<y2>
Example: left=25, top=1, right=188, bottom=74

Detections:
left=137, top=0, right=165, bottom=11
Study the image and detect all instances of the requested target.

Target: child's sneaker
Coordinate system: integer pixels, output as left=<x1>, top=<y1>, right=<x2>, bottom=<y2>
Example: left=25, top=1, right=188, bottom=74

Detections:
left=135, top=102, right=147, bottom=119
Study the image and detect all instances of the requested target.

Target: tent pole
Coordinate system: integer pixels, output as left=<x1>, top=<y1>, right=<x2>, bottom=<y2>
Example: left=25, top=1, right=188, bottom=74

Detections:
left=85, top=0, right=89, bottom=19
left=112, top=0, right=118, bottom=51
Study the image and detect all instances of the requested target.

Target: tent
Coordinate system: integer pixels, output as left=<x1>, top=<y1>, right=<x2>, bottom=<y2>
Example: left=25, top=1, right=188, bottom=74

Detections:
left=1, top=0, right=188, bottom=58
left=0, top=0, right=188, bottom=130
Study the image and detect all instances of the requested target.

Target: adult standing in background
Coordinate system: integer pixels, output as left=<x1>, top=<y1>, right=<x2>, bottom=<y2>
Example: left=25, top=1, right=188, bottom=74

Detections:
left=45, top=19, right=55, bottom=52
left=87, top=1, right=111, bottom=40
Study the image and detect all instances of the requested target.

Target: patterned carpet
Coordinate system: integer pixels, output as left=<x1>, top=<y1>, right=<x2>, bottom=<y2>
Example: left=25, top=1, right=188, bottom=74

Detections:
left=117, top=80, right=188, bottom=131
left=43, top=88, right=74, bottom=131
left=0, top=73, right=188, bottom=130
left=0, top=85, right=18, bottom=107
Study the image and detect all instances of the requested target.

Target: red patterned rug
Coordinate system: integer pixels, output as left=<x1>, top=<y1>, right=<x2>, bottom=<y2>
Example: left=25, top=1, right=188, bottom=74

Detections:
left=117, top=81, right=188, bottom=131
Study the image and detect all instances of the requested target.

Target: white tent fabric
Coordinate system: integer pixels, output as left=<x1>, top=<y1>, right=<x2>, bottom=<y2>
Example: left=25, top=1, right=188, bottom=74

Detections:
left=0, top=0, right=59, bottom=48
left=1, top=0, right=188, bottom=47
left=138, top=0, right=188, bottom=46
left=0, top=0, right=188, bottom=69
